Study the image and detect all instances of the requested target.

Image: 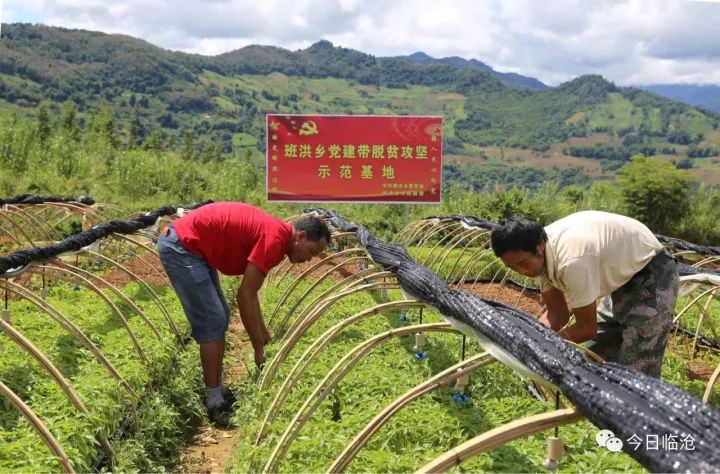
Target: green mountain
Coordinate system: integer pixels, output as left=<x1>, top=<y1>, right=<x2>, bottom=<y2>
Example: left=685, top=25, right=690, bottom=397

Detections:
left=639, top=84, right=720, bottom=113
left=1, top=23, right=719, bottom=190
left=398, top=51, right=548, bottom=90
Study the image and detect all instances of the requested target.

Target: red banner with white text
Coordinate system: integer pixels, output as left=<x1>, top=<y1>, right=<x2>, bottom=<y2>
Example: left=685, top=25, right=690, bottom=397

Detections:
left=266, top=114, right=443, bottom=203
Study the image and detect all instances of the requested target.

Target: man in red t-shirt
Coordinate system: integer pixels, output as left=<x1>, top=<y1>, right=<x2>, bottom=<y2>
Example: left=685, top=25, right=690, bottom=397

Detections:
left=157, top=202, right=330, bottom=426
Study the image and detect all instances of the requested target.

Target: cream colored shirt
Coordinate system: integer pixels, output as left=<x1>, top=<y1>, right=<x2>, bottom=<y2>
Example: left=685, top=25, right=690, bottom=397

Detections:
left=540, top=211, right=663, bottom=308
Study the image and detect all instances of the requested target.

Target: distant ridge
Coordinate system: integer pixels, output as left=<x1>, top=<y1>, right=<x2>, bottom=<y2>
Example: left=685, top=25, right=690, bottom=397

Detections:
left=397, top=51, right=547, bottom=90
left=639, top=84, right=720, bottom=113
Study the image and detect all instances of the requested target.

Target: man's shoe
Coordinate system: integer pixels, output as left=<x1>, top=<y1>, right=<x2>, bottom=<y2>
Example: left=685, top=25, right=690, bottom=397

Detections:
left=222, top=386, right=237, bottom=406
left=208, top=403, right=235, bottom=428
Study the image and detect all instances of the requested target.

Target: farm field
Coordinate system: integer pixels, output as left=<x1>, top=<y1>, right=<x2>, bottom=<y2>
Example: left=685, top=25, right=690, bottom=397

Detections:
left=2, top=201, right=720, bottom=473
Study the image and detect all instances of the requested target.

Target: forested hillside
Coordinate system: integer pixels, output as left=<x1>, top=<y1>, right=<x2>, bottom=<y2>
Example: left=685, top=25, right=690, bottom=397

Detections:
left=1, top=23, right=719, bottom=191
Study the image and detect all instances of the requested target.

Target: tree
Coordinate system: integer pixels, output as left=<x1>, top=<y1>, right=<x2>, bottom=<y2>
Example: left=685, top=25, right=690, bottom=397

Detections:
left=60, top=102, right=80, bottom=141
left=36, top=103, right=52, bottom=143
left=181, top=128, right=195, bottom=161
left=126, top=115, right=139, bottom=149
left=616, top=154, right=692, bottom=234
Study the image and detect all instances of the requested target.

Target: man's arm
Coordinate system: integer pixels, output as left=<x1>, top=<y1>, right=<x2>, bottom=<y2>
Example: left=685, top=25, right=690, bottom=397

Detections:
left=539, top=287, right=571, bottom=331
left=558, top=301, right=598, bottom=344
left=237, top=262, right=267, bottom=365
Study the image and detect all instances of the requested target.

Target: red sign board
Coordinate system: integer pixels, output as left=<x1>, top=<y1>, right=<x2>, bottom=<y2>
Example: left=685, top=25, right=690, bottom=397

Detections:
left=266, top=115, right=443, bottom=203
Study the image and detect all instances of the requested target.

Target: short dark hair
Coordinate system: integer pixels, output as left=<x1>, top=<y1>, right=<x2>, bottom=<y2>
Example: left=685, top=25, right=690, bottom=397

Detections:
left=293, top=215, right=331, bottom=243
left=490, top=215, right=547, bottom=257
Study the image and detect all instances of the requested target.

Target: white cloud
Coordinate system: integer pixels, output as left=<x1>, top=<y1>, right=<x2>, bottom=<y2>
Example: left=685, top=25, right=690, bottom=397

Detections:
left=4, top=0, right=720, bottom=86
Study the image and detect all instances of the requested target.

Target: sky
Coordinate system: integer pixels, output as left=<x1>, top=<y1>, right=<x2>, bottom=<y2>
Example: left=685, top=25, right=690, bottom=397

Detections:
left=2, top=0, right=720, bottom=87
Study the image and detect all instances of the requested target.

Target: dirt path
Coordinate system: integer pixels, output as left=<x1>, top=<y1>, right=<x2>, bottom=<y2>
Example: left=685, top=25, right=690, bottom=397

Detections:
left=177, top=310, right=248, bottom=473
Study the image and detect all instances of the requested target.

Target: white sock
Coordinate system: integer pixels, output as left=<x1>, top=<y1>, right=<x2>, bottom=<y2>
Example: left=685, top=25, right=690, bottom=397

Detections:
left=205, top=385, right=224, bottom=409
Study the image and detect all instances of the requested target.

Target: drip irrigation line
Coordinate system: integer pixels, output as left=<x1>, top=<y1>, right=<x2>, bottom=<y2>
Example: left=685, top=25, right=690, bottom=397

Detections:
left=0, top=201, right=213, bottom=276
left=314, top=208, right=720, bottom=473
left=90, top=333, right=196, bottom=472
left=673, top=324, right=720, bottom=350
left=0, top=194, right=96, bottom=206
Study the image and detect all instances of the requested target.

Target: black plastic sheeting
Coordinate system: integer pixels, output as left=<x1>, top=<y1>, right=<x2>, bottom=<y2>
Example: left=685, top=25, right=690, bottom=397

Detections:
left=656, top=234, right=720, bottom=257
left=319, top=209, right=720, bottom=473
left=0, top=194, right=96, bottom=206
left=0, top=201, right=212, bottom=276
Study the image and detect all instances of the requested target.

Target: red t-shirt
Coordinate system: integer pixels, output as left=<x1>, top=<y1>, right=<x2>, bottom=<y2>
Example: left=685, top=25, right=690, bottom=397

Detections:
left=172, top=202, right=292, bottom=275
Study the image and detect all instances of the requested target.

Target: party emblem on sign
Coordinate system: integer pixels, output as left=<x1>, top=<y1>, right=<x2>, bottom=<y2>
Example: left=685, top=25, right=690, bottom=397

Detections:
left=299, top=120, right=319, bottom=136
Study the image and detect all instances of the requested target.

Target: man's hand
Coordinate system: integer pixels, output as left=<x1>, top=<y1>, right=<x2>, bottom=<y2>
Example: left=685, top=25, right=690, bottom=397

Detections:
left=558, top=301, right=598, bottom=343
left=254, top=350, right=266, bottom=368
left=539, top=287, right=570, bottom=330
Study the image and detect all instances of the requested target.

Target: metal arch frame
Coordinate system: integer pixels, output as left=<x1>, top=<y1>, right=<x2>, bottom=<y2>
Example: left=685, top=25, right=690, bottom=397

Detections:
left=262, top=322, right=458, bottom=473
left=267, top=248, right=367, bottom=330
left=4, top=205, right=58, bottom=243
left=256, top=300, right=427, bottom=442
left=259, top=281, right=403, bottom=391
left=425, top=227, right=483, bottom=274
left=0, top=219, right=25, bottom=247
left=673, top=284, right=720, bottom=357
left=397, top=219, right=437, bottom=247
left=414, top=408, right=583, bottom=473
left=39, top=202, right=109, bottom=235
left=328, top=351, right=495, bottom=472
left=0, top=380, right=76, bottom=473
left=394, top=220, right=422, bottom=244
left=704, top=361, right=720, bottom=403
left=442, top=230, right=491, bottom=284
left=0, top=319, right=115, bottom=457
left=97, top=239, right=170, bottom=287
left=27, top=266, right=149, bottom=363
left=81, top=250, right=184, bottom=346
left=470, top=261, right=508, bottom=294
left=410, top=222, right=457, bottom=262
left=273, top=255, right=373, bottom=333
left=0, top=207, right=38, bottom=247
left=0, top=280, right=139, bottom=406
left=452, top=247, right=496, bottom=286
left=41, top=201, right=109, bottom=222
left=488, top=270, right=538, bottom=308
left=418, top=223, right=467, bottom=267
left=47, top=261, right=162, bottom=340
left=106, top=233, right=171, bottom=285
left=694, top=255, right=720, bottom=268
left=270, top=256, right=294, bottom=286
left=276, top=270, right=395, bottom=349
left=269, top=231, right=361, bottom=284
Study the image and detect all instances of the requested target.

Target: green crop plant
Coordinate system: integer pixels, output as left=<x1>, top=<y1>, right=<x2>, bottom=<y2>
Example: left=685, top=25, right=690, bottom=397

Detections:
left=0, top=274, right=203, bottom=472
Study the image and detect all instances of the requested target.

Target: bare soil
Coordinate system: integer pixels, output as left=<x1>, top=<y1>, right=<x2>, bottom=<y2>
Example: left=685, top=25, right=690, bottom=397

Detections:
left=686, top=359, right=715, bottom=381
left=177, top=307, right=247, bottom=473
left=459, top=282, right=543, bottom=316
left=101, top=253, right=169, bottom=287
left=282, top=253, right=368, bottom=281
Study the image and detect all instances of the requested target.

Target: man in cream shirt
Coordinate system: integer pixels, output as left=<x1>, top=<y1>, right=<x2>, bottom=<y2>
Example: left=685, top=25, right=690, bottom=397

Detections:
left=491, top=211, right=679, bottom=377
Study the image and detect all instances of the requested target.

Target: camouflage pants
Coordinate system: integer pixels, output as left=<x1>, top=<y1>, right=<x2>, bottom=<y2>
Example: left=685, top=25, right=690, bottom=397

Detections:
left=586, top=249, right=678, bottom=378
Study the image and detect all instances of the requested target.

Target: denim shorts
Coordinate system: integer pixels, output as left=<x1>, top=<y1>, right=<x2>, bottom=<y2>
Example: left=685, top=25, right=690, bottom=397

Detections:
left=157, top=226, right=230, bottom=343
